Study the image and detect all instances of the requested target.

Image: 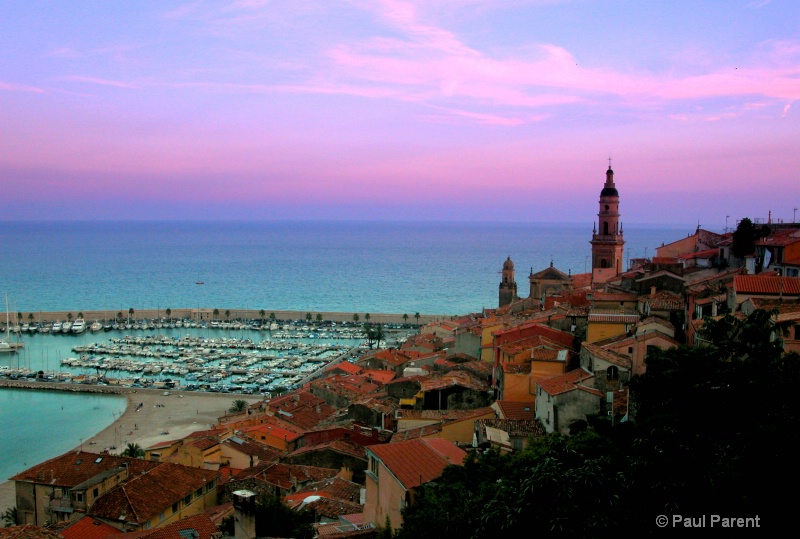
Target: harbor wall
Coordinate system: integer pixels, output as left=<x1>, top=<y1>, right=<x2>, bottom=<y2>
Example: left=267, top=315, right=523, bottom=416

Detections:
left=3, top=309, right=452, bottom=326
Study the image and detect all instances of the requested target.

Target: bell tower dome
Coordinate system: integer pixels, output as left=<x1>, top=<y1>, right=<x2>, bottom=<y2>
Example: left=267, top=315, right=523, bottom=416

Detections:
left=590, top=163, right=625, bottom=284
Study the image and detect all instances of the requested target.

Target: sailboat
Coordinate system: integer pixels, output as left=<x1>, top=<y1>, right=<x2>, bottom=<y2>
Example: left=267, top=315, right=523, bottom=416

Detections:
left=1, top=294, right=23, bottom=354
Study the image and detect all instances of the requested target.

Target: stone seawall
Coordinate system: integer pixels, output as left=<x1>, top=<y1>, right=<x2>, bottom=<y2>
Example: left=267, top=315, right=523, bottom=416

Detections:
left=3, top=308, right=452, bottom=326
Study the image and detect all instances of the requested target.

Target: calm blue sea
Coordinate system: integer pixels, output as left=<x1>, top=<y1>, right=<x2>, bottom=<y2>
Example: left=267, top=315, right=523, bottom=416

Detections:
left=0, top=220, right=696, bottom=489
left=0, top=388, right=126, bottom=484
left=0, top=220, right=693, bottom=316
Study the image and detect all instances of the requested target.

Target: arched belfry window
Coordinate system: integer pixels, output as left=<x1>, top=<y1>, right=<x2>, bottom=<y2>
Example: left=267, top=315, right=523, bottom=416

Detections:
left=600, top=259, right=609, bottom=268
left=603, top=222, right=609, bottom=235
left=607, top=366, right=619, bottom=380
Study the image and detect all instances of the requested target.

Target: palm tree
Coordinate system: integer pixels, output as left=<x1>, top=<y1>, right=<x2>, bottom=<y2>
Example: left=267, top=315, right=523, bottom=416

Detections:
left=128, top=308, right=134, bottom=322
left=121, top=443, right=144, bottom=458
left=67, top=312, right=73, bottom=322
left=3, top=506, right=18, bottom=527
left=365, top=313, right=371, bottom=323
left=403, top=313, right=409, bottom=325
left=269, top=312, right=276, bottom=323
left=27, top=313, right=33, bottom=323
left=165, top=308, right=172, bottom=321
left=213, top=308, right=220, bottom=319
left=225, top=309, right=231, bottom=321
left=116, top=311, right=123, bottom=322
left=353, top=313, right=360, bottom=323
left=16, top=312, right=21, bottom=324
left=229, top=399, right=248, bottom=413
left=306, top=312, right=312, bottom=323
left=78, top=311, right=83, bottom=319
left=259, top=309, right=266, bottom=323
left=316, top=313, right=323, bottom=323
left=414, top=312, right=420, bottom=325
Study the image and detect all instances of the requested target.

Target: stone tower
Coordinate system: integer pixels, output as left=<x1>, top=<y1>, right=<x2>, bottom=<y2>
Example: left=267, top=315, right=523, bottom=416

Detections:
left=590, top=165, right=625, bottom=284
left=499, top=256, right=518, bottom=307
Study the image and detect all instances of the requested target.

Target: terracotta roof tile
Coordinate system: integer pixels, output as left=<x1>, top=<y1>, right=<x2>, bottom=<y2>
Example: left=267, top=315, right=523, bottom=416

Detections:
left=60, top=517, right=120, bottom=539
left=111, top=514, right=220, bottom=539
left=10, top=451, right=159, bottom=487
left=367, top=438, right=466, bottom=490
left=581, top=342, right=631, bottom=369
left=734, top=275, right=800, bottom=295
left=477, top=418, right=546, bottom=437
left=287, top=439, right=367, bottom=461
left=0, top=526, right=62, bottom=539
left=88, top=463, right=220, bottom=525
left=536, top=368, right=594, bottom=396
left=494, top=401, right=535, bottom=420
left=232, top=462, right=338, bottom=490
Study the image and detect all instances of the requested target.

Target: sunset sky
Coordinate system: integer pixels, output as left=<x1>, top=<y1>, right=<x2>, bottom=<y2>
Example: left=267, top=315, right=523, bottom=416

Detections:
left=2, top=0, right=799, bottom=226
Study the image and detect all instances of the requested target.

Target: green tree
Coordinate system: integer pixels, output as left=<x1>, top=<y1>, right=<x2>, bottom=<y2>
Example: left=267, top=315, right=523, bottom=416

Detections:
left=306, top=312, right=312, bottom=323
left=67, top=312, right=73, bottom=322
left=353, top=313, right=360, bottom=323
left=414, top=312, right=420, bottom=325
left=165, top=308, right=171, bottom=320
left=403, top=313, right=409, bottom=325
left=121, top=443, right=144, bottom=458
left=3, top=506, right=18, bottom=527
left=259, top=309, right=266, bottom=323
left=731, top=217, right=769, bottom=259
left=116, top=311, right=122, bottom=321
left=229, top=399, right=248, bottom=413
left=269, top=312, right=276, bottom=323
left=213, top=308, right=220, bottom=319
left=377, top=516, right=394, bottom=539
left=254, top=492, right=314, bottom=539
left=127, top=308, right=134, bottom=321
left=316, top=313, right=323, bottom=323
left=77, top=311, right=83, bottom=319
left=225, top=309, right=231, bottom=321
left=365, top=313, right=371, bottom=323
left=27, top=313, right=33, bottom=323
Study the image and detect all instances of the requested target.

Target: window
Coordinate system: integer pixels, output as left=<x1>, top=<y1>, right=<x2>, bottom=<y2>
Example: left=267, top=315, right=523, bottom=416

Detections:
left=75, top=493, right=83, bottom=503
left=195, top=488, right=203, bottom=499
left=92, top=488, right=98, bottom=498
left=184, top=495, right=191, bottom=505
left=172, top=502, right=179, bottom=513
left=628, top=347, right=633, bottom=354
left=607, top=366, right=619, bottom=381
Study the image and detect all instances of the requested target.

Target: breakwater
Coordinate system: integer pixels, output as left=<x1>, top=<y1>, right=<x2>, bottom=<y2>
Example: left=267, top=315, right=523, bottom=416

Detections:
left=3, top=308, right=448, bottom=326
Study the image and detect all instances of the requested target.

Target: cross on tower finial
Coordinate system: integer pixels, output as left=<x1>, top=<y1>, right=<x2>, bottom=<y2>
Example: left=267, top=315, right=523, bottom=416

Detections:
left=608, top=156, right=612, bottom=169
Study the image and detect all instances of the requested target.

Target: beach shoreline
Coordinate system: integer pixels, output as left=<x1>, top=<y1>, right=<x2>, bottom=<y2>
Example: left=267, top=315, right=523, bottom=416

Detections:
left=0, top=384, right=263, bottom=515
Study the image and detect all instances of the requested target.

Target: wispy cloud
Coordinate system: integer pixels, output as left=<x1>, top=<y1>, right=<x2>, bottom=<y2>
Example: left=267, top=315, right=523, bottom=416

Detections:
left=57, top=76, right=140, bottom=89
left=0, top=81, right=44, bottom=93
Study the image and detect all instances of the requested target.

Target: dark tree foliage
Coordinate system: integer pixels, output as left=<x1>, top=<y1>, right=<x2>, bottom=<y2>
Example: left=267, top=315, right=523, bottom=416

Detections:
left=398, top=309, right=800, bottom=536
left=254, top=492, right=315, bottom=539
left=732, top=217, right=770, bottom=258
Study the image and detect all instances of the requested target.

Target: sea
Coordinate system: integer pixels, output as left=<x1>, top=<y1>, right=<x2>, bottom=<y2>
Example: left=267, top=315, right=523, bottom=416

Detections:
left=0, top=219, right=696, bottom=485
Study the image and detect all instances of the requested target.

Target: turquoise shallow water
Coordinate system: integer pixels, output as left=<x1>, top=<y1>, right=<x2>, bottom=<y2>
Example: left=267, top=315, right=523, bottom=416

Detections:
left=0, top=388, right=126, bottom=483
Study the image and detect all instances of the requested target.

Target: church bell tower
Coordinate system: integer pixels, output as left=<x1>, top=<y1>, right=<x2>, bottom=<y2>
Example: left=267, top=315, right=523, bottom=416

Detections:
left=499, top=256, right=517, bottom=307
left=590, top=164, right=625, bottom=284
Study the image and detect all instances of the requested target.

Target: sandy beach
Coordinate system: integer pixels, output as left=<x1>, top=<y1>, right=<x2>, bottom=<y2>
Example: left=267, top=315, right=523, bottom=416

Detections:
left=0, top=386, right=263, bottom=515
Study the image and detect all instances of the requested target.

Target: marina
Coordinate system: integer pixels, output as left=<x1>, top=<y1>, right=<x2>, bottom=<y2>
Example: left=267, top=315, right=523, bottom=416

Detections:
left=0, top=317, right=414, bottom=395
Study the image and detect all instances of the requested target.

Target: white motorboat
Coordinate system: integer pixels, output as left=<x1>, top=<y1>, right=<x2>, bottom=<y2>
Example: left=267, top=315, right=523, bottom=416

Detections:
left=90, top=321, right=103, bottom=332
left=71, top=318, right=86, bottom=334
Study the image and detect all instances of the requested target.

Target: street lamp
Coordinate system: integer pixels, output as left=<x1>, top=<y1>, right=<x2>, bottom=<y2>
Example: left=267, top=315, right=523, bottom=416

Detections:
left=726, top=215, right=730, bottom=232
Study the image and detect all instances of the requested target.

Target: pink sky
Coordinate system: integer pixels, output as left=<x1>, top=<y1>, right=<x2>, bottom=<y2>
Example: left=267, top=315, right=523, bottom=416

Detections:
left=1, top=0, right=799, bottom=225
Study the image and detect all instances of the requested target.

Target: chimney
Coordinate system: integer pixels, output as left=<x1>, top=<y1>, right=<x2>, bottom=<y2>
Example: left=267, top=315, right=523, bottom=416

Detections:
left=650, top=286, right=656, bottom=296
left=232, top=490, right=257, bottom=539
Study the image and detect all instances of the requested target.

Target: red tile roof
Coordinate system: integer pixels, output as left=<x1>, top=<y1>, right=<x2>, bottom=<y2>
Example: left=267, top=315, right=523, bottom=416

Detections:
left=360, top=369, right=396, bottom=385
left=477, top=419, right=546, bottom=438
left=111, top=514, right=220, bottom=539
left=0, top=526, right=62, bottom=539
left=494, top=400, right=535, bottom=420
left=368, top=438, right=466, bottom=490
left=734, top=275, right=800, bottom=295
left=232, top=462, right=338, bottom=491
left=325, top=362, right=363, bottom=375
left=88, top=463, right=219, bottom=525
left=60, top=518, right=120, bottom=539
left=288, top=439, right=367, bottom=461
left=536, top=368, right=594, bottom=397
left=10, top=451, right=159, bottom=487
